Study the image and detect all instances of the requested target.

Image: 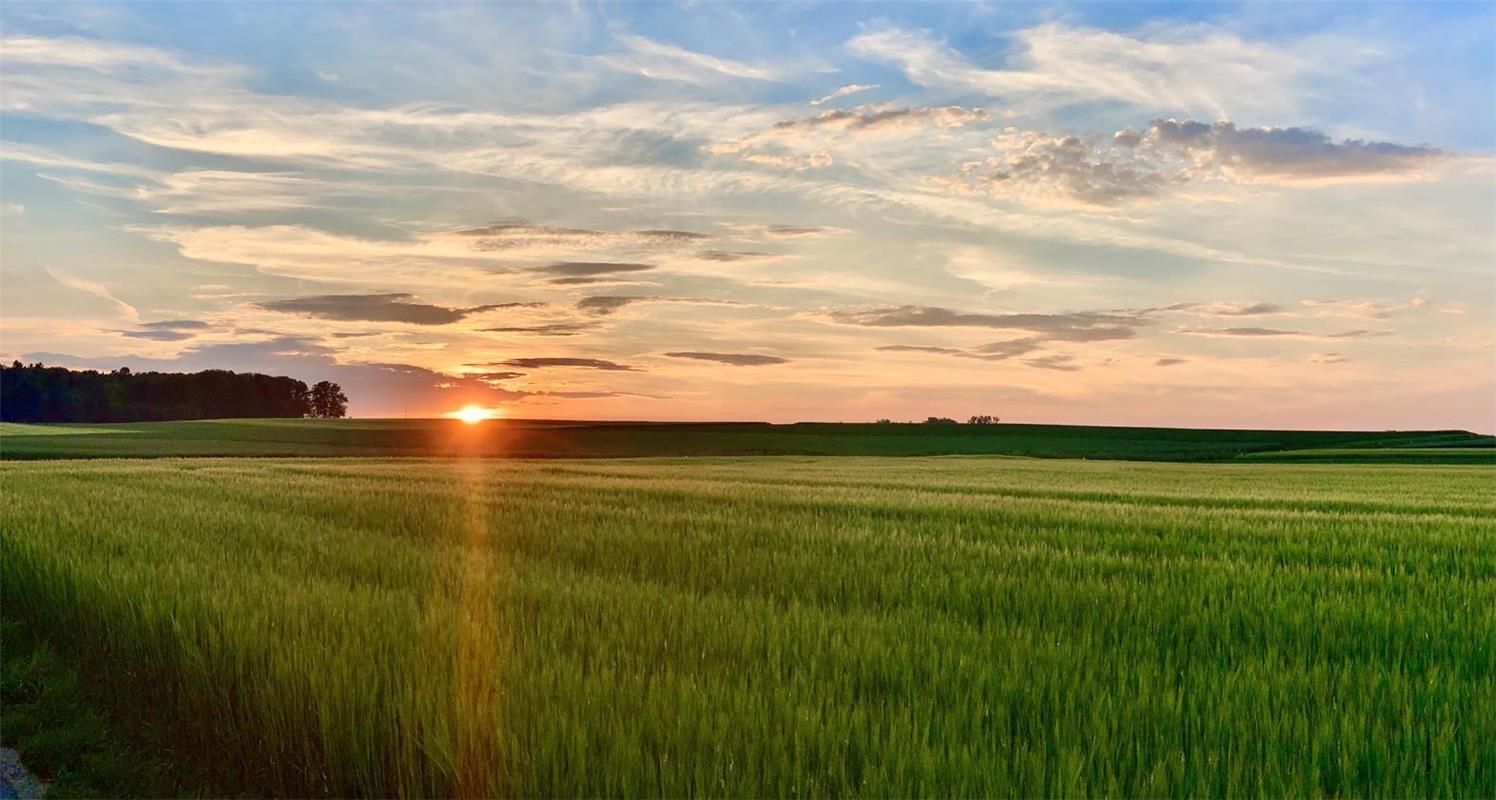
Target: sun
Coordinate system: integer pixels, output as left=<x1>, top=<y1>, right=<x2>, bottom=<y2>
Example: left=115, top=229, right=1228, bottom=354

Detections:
left=452, top=405, right=496, bottom=425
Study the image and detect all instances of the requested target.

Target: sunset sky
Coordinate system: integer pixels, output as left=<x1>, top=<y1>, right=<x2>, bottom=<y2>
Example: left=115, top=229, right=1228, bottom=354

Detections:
left=2, top=2, right=1492, bottom=429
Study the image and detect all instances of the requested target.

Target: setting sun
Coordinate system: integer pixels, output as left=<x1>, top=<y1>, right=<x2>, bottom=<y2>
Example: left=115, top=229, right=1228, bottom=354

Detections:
left=452, top=405, right=496, bottom=425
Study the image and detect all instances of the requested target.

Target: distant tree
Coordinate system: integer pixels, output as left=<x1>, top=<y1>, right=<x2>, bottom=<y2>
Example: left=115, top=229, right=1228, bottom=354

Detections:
left=308, top=381, right=349, bottom=419
left=874, top=418, right=893, bottom=424
left=0, top=363, right=318, bottom=422
left=968, top=415, right=1000, bottom=425
left=924, top=416, right=958, bottom=424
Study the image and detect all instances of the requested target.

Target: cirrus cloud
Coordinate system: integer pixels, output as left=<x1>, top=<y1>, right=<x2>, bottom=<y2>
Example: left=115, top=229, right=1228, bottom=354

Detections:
left=664, top=351, right=788, bottom=366
left=830, top=305, right=1146, bottom=341
left=256, top=293, right=540, bottom=325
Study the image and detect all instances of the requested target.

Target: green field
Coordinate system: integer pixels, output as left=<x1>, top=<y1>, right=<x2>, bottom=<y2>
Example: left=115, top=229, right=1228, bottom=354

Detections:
left=4, top=455, right=1494, bottom=797
left=2, top=418, right=1492, bottom=462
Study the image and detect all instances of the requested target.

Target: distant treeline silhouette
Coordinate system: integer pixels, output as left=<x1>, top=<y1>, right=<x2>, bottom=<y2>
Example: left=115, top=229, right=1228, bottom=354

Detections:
left=1, top=362, right=347, bottom=422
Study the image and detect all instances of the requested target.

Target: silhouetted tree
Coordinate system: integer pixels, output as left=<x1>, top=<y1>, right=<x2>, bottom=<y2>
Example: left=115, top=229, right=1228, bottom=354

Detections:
left=924, top=416, right=958, bottom=424
left=0, top=363, right=324, bottom=422
left=968, top=415, right=1000, bottom=424
left=308, top=381, right=348, bottom=419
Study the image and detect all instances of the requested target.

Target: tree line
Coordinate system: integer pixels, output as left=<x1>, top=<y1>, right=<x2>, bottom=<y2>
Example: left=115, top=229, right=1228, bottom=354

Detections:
left=874, top=416, right=1002, bottom=425
left=0, top=362, right=348, bottom=423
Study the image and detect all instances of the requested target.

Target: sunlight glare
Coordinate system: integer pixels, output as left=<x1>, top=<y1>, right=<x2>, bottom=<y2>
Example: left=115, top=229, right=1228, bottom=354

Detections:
left=453, top=405, right=495, bottom=425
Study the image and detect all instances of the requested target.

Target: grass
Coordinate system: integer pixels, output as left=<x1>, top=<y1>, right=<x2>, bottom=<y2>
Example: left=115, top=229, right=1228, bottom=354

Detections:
left=1237, top=447, right=1496, bottom=464
left=0, top=422, right=134, bottom=437
left=1, top=620, right=183, bottom=798
left=3, top=456, right=1493, bottom=797
left=1, top=418, right=1490, bottom=462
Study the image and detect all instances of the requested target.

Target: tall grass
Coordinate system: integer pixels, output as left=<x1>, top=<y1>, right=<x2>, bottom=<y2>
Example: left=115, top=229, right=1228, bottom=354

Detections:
left=3, top=457, right=1493, bottom=796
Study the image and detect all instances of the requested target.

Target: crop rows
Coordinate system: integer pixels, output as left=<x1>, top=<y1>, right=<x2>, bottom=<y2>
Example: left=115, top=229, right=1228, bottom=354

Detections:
left=3, top=457, right=1493, bottom=796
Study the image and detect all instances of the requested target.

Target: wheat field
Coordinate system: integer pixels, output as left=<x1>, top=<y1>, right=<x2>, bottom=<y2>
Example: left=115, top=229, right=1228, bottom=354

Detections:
left=3, top=456, right=1493, bottom=797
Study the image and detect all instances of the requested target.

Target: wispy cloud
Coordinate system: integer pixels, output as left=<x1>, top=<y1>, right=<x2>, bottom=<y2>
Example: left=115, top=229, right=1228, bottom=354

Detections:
left=810, top=83, right=878, bottom=106
left=115, top=320, right=211, bottom=342
left=877, top=337, right=1045, bottom=362
left=664, top=351, right=788, bottom=366
left=46, top=268, right=138, bottom=321
left=530, top=261, right=655, bottom=285
left=1308, top=353, right=1350, bottom=364
left=480, top=322, right=600, bottom=337
left=461, top=221, right=707, bottom=251
left=831, top=305, right=1145, bottom=341
left=1177, top=326, right=1394, bottom=340
left=496, top=357, right=639, bottom=371
left=1024, top=353, right=1080, bottom=372
left=257, top=294, right=539, bottom=325
left=602, top=32, right=784, bottom=84
left=846, top=23, right=1373, bottom=118
left=696, top=250, right=772, bottom=262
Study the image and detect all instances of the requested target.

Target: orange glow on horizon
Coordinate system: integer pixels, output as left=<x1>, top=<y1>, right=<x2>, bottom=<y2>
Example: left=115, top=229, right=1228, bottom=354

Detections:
left=452, top=405, right=499, bottom=424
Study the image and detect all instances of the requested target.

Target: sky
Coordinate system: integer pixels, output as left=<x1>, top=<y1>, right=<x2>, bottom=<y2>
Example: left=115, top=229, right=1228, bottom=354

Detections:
left=1, top=2, right=1493, bottom=429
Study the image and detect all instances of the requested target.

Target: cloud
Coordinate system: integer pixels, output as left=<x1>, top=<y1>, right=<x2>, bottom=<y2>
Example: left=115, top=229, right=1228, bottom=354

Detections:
left=46, top=268, right=138, bottom=321
left=0, top=34, right=214, bottom=73
left=479, top=322, right=600, bottom=337
left=1165, top=301, right=1284, bottom=316
left=1145, top=119, right=1445, bottom=182
left=140, top=319, right=211, bottom=331
left=722, top=224, right=846, bottom=239
left=458, top=221, right=707, bottom=252
left=536, top=261, right=654, bottom=276
left=953, top=129, right=1170, bottom=206
left=601, top=32, right=784, bottom=85
left=765, top=225, right=834, bottom=237
left=696, top=250, right=771, bottom=262
left=465, top=371, right=526, bottom=382
left=577, top=295, right=647, bottom=316
left=1299, top=297, right=1430, bottom=319
left=974, top=338, right=1048, bottom=358
left=531, top=261, right=655, bottom=284
left=1177, top=326, right=1394, bottom=340
left=737, top=150, right=834, bottom=171
left=1024, top=354, right=1080, bottom=372
left=496, top=357, right=638, bottom=371
left=115, top=319, right=212, bottom=342
left=711, top=104, right=987, bottom=170
left=845, top=23, right=1370, bottom=118
left=1308, top=353, right=1350, bottom=364
left=257, top=293, right=538, bottom=325
left=950, top=119, right=1446, bottom=206
left=810, top=83, right=878, bottom=106
left=575, top=294, right=742, bottom=317
left=118, top=329, right=197, bottom=342
left=1154, top=357, right=1187, bottom=367
left=876, top=344, right=966, bottom=356
left=548, top=276, right=656, bottom=286
left=830, top=305, right=1145, bottom=340
left=1177, top=326, right=1305, bottom=337
left=664, top=352, right=789, bottom=366
left=877, top=337, right=1045, bottom=361
left=133, top=170, right=364, bottom=214
left=770, top=104, right=988, bottom=135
